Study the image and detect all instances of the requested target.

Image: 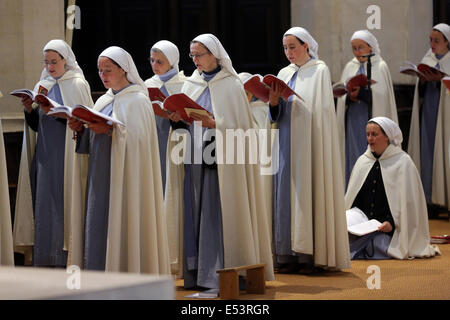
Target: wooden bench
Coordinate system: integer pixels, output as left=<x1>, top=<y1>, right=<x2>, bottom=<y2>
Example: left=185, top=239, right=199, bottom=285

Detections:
left=216, top=264, right=266, bottom=299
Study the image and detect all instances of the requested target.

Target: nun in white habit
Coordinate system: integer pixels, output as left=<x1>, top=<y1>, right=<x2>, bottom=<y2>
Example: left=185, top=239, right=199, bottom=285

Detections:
left=0, top=117, right=14, bottom=266
left=15, top=39, right=93, bottom=267
left=336, top=30, right=398, bottom=187
left=408, top=23, right=450, bottom=212
left=69, top=46, right=170, bottom=274
left=269, top=27, right=350, bottom=273
left=346, top=117, right=439, bottom=259
left=145, top=40, right=187, bottom=196
left=165, top=34, right=274, bottom=289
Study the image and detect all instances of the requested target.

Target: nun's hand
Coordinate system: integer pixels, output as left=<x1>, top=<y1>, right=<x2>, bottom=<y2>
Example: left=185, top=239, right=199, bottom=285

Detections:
left=68, top=118, right=84, bottom=133
left=168, top=111, right=183, bottom=123
left=378, top=221, right=393, bottom=233
left=190, top=113, right=215, bottom=128
left=269, top=81, right=283, bottom=106
left=21, top=96, right=33, bottom=113
left=349, top=86, right=360, bottom=102
left=422, top=68, right=444, bottom=82
left=88, top=121, right=113, bottom=135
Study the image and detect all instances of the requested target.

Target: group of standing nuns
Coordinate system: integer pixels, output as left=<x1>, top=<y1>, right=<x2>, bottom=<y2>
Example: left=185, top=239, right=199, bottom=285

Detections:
left=2, top=23, right=446, bottom=292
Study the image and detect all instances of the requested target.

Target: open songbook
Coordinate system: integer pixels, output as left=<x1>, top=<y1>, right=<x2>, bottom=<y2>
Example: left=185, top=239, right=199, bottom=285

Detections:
left=242, top=74, right=304, bottom=103
left=149, top=89, right=211, bottom=124
left=346, top=207, right=382, bottom=236
left=47, top=104, right=124, bottom=126
left=333, top=74, right=377, bottom=98
left=400, top=61, right=448, bottom=78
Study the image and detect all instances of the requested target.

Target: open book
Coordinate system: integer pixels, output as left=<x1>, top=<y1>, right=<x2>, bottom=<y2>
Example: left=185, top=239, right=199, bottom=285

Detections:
left=346, top=207, right=382, bottom=236
left=151, top=92, right=211, bottom=124
left=399, top=61, right=448, bottom=78
left=333, top=74, right=377, bottom=98
left=148, top=87, right=170, bottom=119
left=242, top=74, right=304, bottom=103
left=47, top=104, right=124, bottom=126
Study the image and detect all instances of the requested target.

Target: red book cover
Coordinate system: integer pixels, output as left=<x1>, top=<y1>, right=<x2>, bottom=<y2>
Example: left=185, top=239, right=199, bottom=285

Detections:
left=243, top=75, right=270, bottom=103
left=262, top=74, right=303, bottom=101
left=163, top=93, right=210, bottom=123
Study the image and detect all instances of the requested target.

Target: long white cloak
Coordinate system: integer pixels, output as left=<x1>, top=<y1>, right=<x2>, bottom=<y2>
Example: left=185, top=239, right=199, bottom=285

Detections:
left=336, top=55, right=398, bottom=175
left=278, top=60, right=351, bottom=269
left=0, top=119, right=14, bottom=266
left=407, top=51, right=450, bottom=210
left=165, top=68, right=275, bottom=280
left=93, top=84, right=170, bottom=274
left=249, top=99, right=273, bottom=244
left=13, top=69, right=93, bottom=267
left=145, top=71, right=187, bottom=275
left=346, top=145, right=439, bottom=259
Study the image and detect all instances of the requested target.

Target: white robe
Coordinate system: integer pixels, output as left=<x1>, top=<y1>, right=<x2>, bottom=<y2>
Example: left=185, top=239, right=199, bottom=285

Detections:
left=249, top=99, right=273, bottom=243
left=346, top=145, right=439, bottom=259
left=93, top=84, right=170, bottom=274
left=278, top=60, right=351, bottom=269
left=13, top=69, right=93, bottom=266
left=408, top=51, right=450, bottom=210
left=145, top=71, right=187, bottom=275
left=165, top=68, right=275, bottom=280
left=336, top=55, right=398, bottom=175
left=0, top=119, right=14, bottom=266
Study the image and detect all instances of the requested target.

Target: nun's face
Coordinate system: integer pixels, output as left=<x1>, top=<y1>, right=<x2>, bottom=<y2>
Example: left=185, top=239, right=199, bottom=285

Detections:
left=283, top=35, right=309, bottom=65
left=366, top=123, right=389, bottom=155
left=44, top=50, right=66, bottom=78
left=351, top=39, right=372, bottom=62
left=150, top=51, right=171, bottom=75
left=189, top=42, right=217, bottom=73
left=430, top=30, right=449, bottom=55
left=97, top=57, right=128, bottom=90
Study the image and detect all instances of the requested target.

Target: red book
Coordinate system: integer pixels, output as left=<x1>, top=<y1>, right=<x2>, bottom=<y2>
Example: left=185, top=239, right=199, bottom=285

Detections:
left=333, top=74, right=377, bottom=98
left=400, top=61, right=448, bottom=78
left=162, top=93, right=211, bottom=124
left=430, top=235, right=450, bottom=244
left=242, top=74, right=304, bottom=103
left=148, top=87, right=169, bottom=119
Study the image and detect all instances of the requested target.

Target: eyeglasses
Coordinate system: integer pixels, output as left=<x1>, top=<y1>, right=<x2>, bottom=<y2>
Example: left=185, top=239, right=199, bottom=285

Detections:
left=188, top=52, right=209, bottom=59
left=43, top=59, right=63, bottom=66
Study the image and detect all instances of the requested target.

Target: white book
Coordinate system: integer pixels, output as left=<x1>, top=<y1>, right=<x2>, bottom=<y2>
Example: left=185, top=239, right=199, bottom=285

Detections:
left=346, top=207, right=382, bottom=236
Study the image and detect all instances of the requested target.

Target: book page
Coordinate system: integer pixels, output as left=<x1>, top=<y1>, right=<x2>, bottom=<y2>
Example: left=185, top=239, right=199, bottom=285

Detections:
left=185, top=108, right=210, bottom=118
left=346, top=207, right=368, bottom=227
left=348, top=219, right=382, bottom=236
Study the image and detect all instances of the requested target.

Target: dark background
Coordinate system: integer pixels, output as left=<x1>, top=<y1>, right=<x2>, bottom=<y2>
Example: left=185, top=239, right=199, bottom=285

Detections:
left=70, top=0, right=291, bottom=93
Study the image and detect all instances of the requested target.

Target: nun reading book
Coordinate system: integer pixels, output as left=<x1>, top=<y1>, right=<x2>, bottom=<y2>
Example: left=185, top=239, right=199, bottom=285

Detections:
left=68, top=46, right=170, bottom=274
left=346, top=117, right=439, bottom=260
left=14, top=39, right=93, bottom=268
left=268, top=27, right=350, bottom=274
left=144, top=40, right=187, bottom=197
left=336, top=30, right=398, bottom=188
left=407, top=23, right=450, bottom=216
left=165, top=34, right=274, bottom=290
